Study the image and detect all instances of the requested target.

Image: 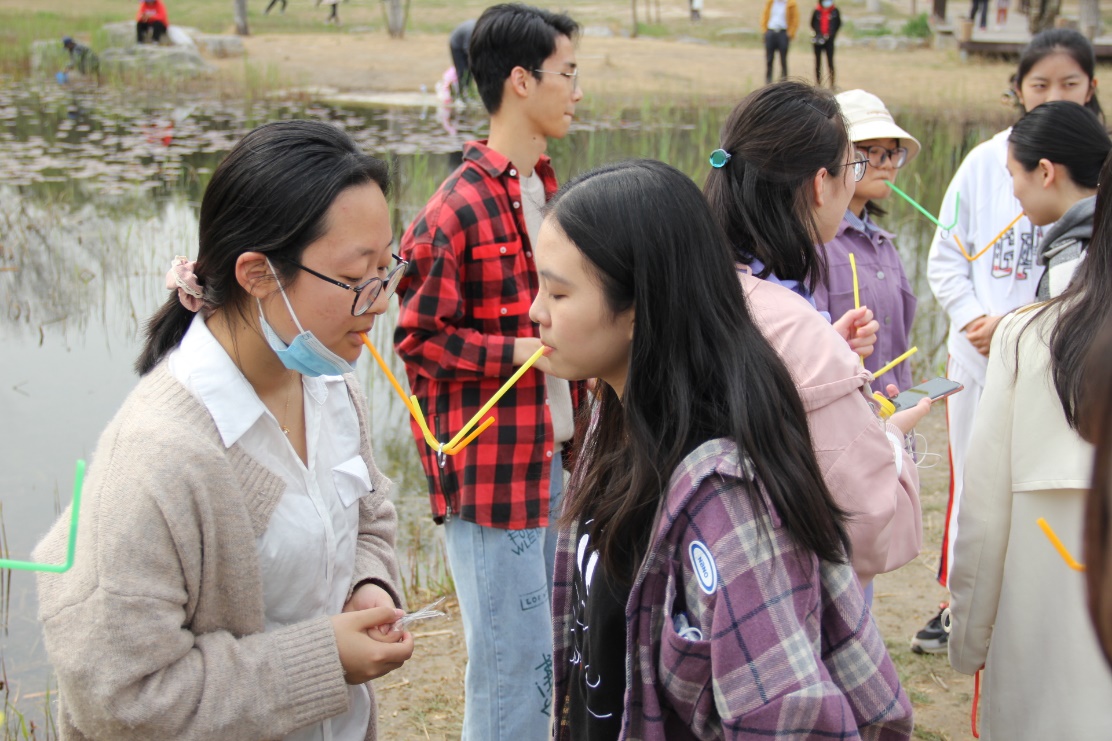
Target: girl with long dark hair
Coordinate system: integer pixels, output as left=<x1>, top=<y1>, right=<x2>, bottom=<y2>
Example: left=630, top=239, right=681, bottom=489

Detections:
left=921, top=28, right=1103, bottom=652
left=536, top=159, right=912, bottom=740
left=1006, top=101, right=1110, bottom=299
left=947, top=151, right=1112, bottom=739
left=704, top=82, right=929, bottom=594
left=34, top=120, right=413, bottom=740
left=1081, top=321, right=1112, bottom=670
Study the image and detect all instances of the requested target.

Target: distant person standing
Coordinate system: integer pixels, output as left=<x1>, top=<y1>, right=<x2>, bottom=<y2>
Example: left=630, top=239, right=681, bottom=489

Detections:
left=761, top=0, right=798, bottom=85
left=995, top=0, right=1010, bottom=28
left=136, top=0, right=169, bottom=44
left=690, top=0, right=704, bottom=22
left=970, top=0, right=989, bottom=29
left=264, top=0, right=288, bottom=14
left=811, top=0, right=840, bottom=87
left=449, top=19, right=477, bottom=99
left=317, top=0, right=341, bottom=25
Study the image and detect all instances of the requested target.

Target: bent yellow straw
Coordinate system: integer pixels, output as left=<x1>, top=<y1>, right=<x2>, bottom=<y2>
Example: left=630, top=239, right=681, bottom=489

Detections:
left=0, top=459, right=83, bottom=573
left=874, top=346, right=918, bottom=380
left=359, top=333, right=546, bottom=456
left=1036, top=517, right=1085, bottom=571
left=954, top=212, right=1025, bottom=262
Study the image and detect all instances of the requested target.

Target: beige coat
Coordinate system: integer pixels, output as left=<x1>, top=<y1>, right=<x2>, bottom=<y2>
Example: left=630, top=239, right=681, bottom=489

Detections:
left=948, top=308, right=1112, bottom=740
left=34, top=363, right=401, bottom=740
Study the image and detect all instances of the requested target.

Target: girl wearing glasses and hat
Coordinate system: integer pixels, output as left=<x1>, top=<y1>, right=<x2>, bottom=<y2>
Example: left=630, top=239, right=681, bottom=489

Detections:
left=813, top=89, right=920, bottom=396
left=704, top=82, right=929, bottom=593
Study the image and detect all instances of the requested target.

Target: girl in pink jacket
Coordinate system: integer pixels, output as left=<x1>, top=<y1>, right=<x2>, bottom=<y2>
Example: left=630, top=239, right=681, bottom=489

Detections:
left=705, top=82, right=931, bottom=589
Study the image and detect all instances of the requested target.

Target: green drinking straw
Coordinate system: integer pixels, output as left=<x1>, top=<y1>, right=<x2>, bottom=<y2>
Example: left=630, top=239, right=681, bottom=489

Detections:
left=0, top=459, right=84, bottom=573
left=884, top=180, right=960, bottom=233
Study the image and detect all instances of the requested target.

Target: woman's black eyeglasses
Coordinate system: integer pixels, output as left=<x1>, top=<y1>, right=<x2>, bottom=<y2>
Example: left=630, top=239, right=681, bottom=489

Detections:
left=283, top=254, right=408, bottom=316
left=842, top=156, right=869, bottom=182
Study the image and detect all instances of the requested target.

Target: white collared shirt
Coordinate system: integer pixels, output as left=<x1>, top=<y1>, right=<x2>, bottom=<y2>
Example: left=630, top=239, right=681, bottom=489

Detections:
left=168, top=314, right=371, bottom=741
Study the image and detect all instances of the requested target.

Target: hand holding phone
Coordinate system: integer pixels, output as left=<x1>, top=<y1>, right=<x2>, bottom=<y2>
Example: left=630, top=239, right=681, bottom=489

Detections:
left=888, top=377, right=964, bottom=413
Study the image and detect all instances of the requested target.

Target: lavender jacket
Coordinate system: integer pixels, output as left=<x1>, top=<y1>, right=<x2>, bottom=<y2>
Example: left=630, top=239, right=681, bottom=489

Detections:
left=813, top=214, right=917, bottom=394
left=551, top=439, right=914, bottom=740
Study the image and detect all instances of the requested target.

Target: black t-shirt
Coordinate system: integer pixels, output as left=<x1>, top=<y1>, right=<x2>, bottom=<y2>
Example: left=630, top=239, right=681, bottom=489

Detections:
left=565, top=519, right=632, bottom=740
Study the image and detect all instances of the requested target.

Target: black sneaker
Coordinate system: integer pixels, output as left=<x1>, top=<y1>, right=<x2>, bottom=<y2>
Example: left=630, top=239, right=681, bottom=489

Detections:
left=910, top=603, right=949, bottom=654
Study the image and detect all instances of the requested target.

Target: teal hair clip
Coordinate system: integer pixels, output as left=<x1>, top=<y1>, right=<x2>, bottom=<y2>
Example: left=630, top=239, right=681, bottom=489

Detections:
left=709, top=149, right=732, bottom=168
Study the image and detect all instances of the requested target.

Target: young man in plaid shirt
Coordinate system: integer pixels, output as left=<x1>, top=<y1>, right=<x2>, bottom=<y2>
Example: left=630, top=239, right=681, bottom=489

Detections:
left=393, top=4, right=582, bottom=738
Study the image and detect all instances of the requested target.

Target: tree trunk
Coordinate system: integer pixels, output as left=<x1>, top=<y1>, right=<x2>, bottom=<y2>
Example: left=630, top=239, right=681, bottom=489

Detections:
left=1079, top=0, right=1100, bottom=39
left=382, top=0, right=411, bottom=39
left=631, top=0, right=639, bottom=38
left=234, top=0, right=249, bottom=36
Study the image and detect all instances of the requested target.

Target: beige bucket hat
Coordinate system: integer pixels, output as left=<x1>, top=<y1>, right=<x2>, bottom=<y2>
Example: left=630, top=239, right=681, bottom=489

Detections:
left=835, top=89, right=921, bottom=164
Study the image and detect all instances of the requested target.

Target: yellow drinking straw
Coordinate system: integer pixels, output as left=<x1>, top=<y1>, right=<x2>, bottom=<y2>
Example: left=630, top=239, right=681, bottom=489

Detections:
left=443, top=345, right=548, bottom=451
left=848, top=252, right=861, bottom=311
left=954, top=212, right=1025, bottom=262
left=848, top=252, right=864, bottom=367
left=874, top=346, right=919, bottom=380
left=1036, top=517, right=1085, bottom=571
left=870, top=347, right=918, bottom=419
left=359, top=333, right=546, bottom=456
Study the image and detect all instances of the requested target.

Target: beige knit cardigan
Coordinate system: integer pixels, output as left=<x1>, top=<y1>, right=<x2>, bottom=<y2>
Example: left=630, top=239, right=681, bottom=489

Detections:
left=34, top=362, right=402, bottom=740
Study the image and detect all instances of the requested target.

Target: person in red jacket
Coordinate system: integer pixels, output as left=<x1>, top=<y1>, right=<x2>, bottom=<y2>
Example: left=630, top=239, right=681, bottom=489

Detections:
left=811, top=0, right=841, bottom=87
left=136, top=0, right=169, bottom=44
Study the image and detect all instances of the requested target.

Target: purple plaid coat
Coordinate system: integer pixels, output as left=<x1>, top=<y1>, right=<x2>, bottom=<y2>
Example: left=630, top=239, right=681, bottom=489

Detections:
left=551, top=439, right=913, bottom=740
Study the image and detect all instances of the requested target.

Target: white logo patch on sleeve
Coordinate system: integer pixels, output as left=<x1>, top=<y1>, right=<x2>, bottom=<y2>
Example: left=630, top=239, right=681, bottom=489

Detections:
left=688, top=541, right=718, bottom=595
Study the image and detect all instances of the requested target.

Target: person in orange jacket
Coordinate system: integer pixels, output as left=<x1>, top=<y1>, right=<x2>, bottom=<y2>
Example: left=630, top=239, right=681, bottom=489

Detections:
left=761, top=0, right=799, bottom=84
left=136, top=0, right=170, bottom=44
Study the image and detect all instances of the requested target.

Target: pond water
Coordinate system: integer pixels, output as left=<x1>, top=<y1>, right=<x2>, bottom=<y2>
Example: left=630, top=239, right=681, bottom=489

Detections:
left=0, top=78, right=1005, bottom=725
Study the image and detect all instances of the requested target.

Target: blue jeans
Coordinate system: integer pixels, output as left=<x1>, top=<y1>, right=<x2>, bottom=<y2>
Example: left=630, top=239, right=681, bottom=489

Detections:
left=444, top=454, right=564, bottom=741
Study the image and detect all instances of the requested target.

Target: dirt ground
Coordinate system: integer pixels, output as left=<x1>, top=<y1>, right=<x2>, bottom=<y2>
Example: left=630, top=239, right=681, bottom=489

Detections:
left=223, top=28, right=1022, bottom=115
left=374, top=411, right=971, bottom=740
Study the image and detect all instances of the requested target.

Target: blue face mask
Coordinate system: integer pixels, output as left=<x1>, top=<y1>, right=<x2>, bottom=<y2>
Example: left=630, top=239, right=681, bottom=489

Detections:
left=258, top=261, right=357, bottom=378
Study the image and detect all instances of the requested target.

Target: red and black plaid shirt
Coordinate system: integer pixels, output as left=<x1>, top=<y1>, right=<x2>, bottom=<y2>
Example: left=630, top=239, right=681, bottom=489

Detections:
left=394, top=141, right=565, bottom=530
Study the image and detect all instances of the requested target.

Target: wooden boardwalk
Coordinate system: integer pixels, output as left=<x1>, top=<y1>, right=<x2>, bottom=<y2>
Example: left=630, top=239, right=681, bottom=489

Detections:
left=939, top=9, right=1112, bottom=58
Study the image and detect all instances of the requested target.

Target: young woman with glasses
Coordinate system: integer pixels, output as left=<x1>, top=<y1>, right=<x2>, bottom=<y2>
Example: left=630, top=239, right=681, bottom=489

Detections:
left=703, top=82, right=930, bottom=592
left=813, top=89, right=921, bottom=396
left=532, top=158, right=913, bottom=740
left=34, top=120, right=414, bottom=741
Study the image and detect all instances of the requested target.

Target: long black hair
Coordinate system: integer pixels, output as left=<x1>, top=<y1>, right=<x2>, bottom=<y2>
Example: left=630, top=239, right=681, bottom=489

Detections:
left=1011, top=152, right=1112, bottom=432
left=1082, top=321, right=1112, bottom=669
left=550, top=159, right=850, bottom=580
left=1009, top=101, right=1110, bottom=189
left=136, top=120, right=391, bottom=375
left=1016, top=28, right=1103, bottom=120
left=704, top=81, right=850, bottom=293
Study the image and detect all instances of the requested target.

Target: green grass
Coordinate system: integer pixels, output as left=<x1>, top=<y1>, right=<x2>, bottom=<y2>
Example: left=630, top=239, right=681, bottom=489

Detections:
left=902, top=13, right=934, bottom=39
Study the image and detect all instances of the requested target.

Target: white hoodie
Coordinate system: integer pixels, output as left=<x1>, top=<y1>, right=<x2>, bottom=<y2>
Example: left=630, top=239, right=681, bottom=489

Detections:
left=927, top=128, right=1046, bottom=382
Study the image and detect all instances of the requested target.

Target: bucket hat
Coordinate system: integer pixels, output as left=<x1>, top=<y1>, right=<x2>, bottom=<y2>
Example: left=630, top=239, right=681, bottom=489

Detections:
left=835, top=89, right=921, bottom=164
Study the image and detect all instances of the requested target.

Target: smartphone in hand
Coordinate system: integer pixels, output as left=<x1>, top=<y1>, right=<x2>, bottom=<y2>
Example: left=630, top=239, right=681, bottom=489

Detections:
left=889, top=377, right=964, bottom=413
